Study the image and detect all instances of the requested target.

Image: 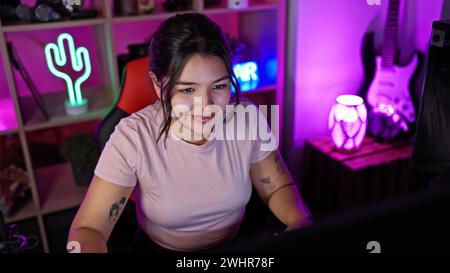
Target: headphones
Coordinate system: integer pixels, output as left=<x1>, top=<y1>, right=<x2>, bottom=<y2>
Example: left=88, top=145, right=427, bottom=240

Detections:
left=0, top=211, right=39, bottom=253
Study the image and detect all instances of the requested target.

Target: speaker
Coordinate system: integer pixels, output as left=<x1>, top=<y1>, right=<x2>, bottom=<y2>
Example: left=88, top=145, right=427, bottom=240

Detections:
left=412, top=20, right=450, bottom=182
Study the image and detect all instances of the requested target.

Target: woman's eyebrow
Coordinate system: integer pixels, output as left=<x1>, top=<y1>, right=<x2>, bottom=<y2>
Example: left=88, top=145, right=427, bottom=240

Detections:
left=213, top=75, right=230, bottom=83
left=176, top=75, right=229, bottom=85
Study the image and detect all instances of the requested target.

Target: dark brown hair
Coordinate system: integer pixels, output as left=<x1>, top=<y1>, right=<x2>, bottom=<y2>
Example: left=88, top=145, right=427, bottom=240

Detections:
left=149, top=12, right=241, bottom=146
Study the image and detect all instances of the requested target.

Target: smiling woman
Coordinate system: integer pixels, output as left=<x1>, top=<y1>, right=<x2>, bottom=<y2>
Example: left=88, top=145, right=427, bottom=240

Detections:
left=67, top=12, right=311, bottom=253
left=148, top=13, right=241, bottom=148
left=154, top=54, right=233, bottom=145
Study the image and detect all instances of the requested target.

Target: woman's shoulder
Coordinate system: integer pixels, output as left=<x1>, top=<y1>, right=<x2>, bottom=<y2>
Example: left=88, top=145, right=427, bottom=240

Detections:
left=230, top=98, right=263, bottom=123
left=236, top=97, right=256, bottom=108
left=117, top=101, right=162, bottom=135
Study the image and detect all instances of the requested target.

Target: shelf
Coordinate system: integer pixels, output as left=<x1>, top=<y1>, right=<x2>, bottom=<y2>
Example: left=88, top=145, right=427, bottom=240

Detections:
left=21, top=87, right=113, bottom=132
left=0, top=128, right=19, bottom=137
left=1, top=18, right=106, bottom=33
left=242, top=84, right=276, bottom=94
left=111, top=0, right=277, bottom=23
left=4, top=198, right=37, bottom=224
left=0, top=98, right=19, bottom=133
left=112, top=5, right=195, bottom=23
left=204, top=0, right=277, bottom=15
left=241, top=85, right=276, bottom=106
left=35, top=163, right=88, bottom=215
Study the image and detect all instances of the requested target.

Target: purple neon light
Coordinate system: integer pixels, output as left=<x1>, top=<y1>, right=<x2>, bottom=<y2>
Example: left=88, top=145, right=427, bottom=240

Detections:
left=0, top=99, right=18, bottom=131
left=329, top=95, right=367, bottom=152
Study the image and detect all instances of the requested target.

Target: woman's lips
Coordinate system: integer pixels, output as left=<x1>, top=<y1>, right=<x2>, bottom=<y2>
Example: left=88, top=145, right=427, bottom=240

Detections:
left=194, top=116, right=214, bottom=124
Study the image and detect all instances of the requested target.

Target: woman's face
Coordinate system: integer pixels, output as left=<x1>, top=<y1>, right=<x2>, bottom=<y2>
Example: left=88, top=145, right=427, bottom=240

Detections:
left=169, top=54, right=232, bottom=144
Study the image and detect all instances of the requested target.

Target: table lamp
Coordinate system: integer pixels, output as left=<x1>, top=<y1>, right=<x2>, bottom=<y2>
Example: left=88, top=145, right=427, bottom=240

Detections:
left=328, top=94, right=367, bottom=152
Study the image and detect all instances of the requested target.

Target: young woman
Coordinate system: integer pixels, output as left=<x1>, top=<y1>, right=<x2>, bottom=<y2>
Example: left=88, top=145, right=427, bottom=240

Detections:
left=68, top=12, right=311, bottom=253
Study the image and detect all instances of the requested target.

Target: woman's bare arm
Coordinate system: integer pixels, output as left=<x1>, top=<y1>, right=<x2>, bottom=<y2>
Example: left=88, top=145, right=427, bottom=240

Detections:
left=67, top=175, right=134, bottom=253
left=250, top=151, right=312, bottom=231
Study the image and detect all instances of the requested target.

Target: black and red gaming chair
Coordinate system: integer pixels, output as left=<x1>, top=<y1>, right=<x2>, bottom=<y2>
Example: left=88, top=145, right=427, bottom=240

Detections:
left=96, top=57, right=158, bottom=151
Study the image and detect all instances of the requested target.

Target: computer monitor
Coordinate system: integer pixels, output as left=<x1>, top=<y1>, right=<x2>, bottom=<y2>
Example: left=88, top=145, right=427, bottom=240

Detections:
left=412, top=19, right=450, bottom=186
left=208, top=184, right=450, bottom=253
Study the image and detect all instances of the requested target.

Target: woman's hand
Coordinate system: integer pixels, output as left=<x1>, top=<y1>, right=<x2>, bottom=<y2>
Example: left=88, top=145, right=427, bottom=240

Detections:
left=284, top=218, right=313, bottom=232
left=250, top=151, right=313, bottom=235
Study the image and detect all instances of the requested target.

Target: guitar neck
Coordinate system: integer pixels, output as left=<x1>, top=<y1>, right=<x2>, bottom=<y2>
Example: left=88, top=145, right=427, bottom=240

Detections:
left=381, top=0, right=400, bottom=68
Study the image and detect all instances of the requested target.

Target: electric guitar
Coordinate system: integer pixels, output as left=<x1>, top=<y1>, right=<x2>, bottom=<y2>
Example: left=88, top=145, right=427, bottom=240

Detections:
left=364, top=0, right=421, bottom=139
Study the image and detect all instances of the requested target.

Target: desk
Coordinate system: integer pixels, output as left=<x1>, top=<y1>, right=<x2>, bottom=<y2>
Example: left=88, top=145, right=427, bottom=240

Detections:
left=302, top=136, right=413, bottom=217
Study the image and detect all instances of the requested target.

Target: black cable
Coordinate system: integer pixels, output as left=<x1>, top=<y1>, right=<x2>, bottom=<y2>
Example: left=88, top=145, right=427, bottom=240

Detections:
left=0, top=211, right=7, bottom=243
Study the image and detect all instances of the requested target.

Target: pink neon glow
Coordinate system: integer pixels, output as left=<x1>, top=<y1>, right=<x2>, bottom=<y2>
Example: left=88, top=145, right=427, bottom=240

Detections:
left=329, top=95, right=367, bottom=152
left=0, top=99, right=19, bottom=131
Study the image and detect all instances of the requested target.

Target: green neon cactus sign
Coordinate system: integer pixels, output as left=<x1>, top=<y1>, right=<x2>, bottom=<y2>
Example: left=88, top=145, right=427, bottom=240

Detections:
left=45, top=33, right=91, bottom=115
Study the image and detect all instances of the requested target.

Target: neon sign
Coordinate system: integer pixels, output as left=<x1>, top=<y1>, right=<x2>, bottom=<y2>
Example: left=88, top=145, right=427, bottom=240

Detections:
left=233, top=61, right=259, bottom=92
left=45, top=33, right=91, bottom=115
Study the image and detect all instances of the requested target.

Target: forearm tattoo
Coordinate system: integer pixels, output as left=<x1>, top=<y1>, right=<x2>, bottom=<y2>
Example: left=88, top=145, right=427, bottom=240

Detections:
left=260, top=176, right=276, bottom=192
left=260, top=176, right=295, bottom=202
left=274, top=154, right=285, bottom=175
left=109, top=197, right=126, bottom=223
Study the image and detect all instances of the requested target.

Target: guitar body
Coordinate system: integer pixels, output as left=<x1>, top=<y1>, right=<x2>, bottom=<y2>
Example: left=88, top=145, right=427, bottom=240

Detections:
left=359, top=31, right=424, bottom=141
left=367, top=54, right=419, bottom=124
left=359, top=0, right=424, bottom=140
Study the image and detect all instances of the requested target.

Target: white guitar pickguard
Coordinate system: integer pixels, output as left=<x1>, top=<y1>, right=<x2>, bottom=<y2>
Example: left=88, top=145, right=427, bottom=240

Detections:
left=366, top=54, right=418, bottom=123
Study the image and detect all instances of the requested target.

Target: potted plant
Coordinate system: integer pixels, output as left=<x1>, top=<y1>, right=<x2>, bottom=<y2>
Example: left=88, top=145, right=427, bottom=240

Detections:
left=61, top=134, right=99, bottom=186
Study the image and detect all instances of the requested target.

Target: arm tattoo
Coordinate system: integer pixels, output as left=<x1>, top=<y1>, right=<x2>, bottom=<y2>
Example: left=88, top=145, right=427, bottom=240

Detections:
left=259, top=176, right=276, bottom=191
left=109, top=197, right=126, bottom=223
left=274, top=154, right=285, bottom=175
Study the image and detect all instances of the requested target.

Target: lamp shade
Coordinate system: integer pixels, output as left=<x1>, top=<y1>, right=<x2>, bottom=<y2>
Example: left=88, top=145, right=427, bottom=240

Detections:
left=328, top=95, right=367, bottom=152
